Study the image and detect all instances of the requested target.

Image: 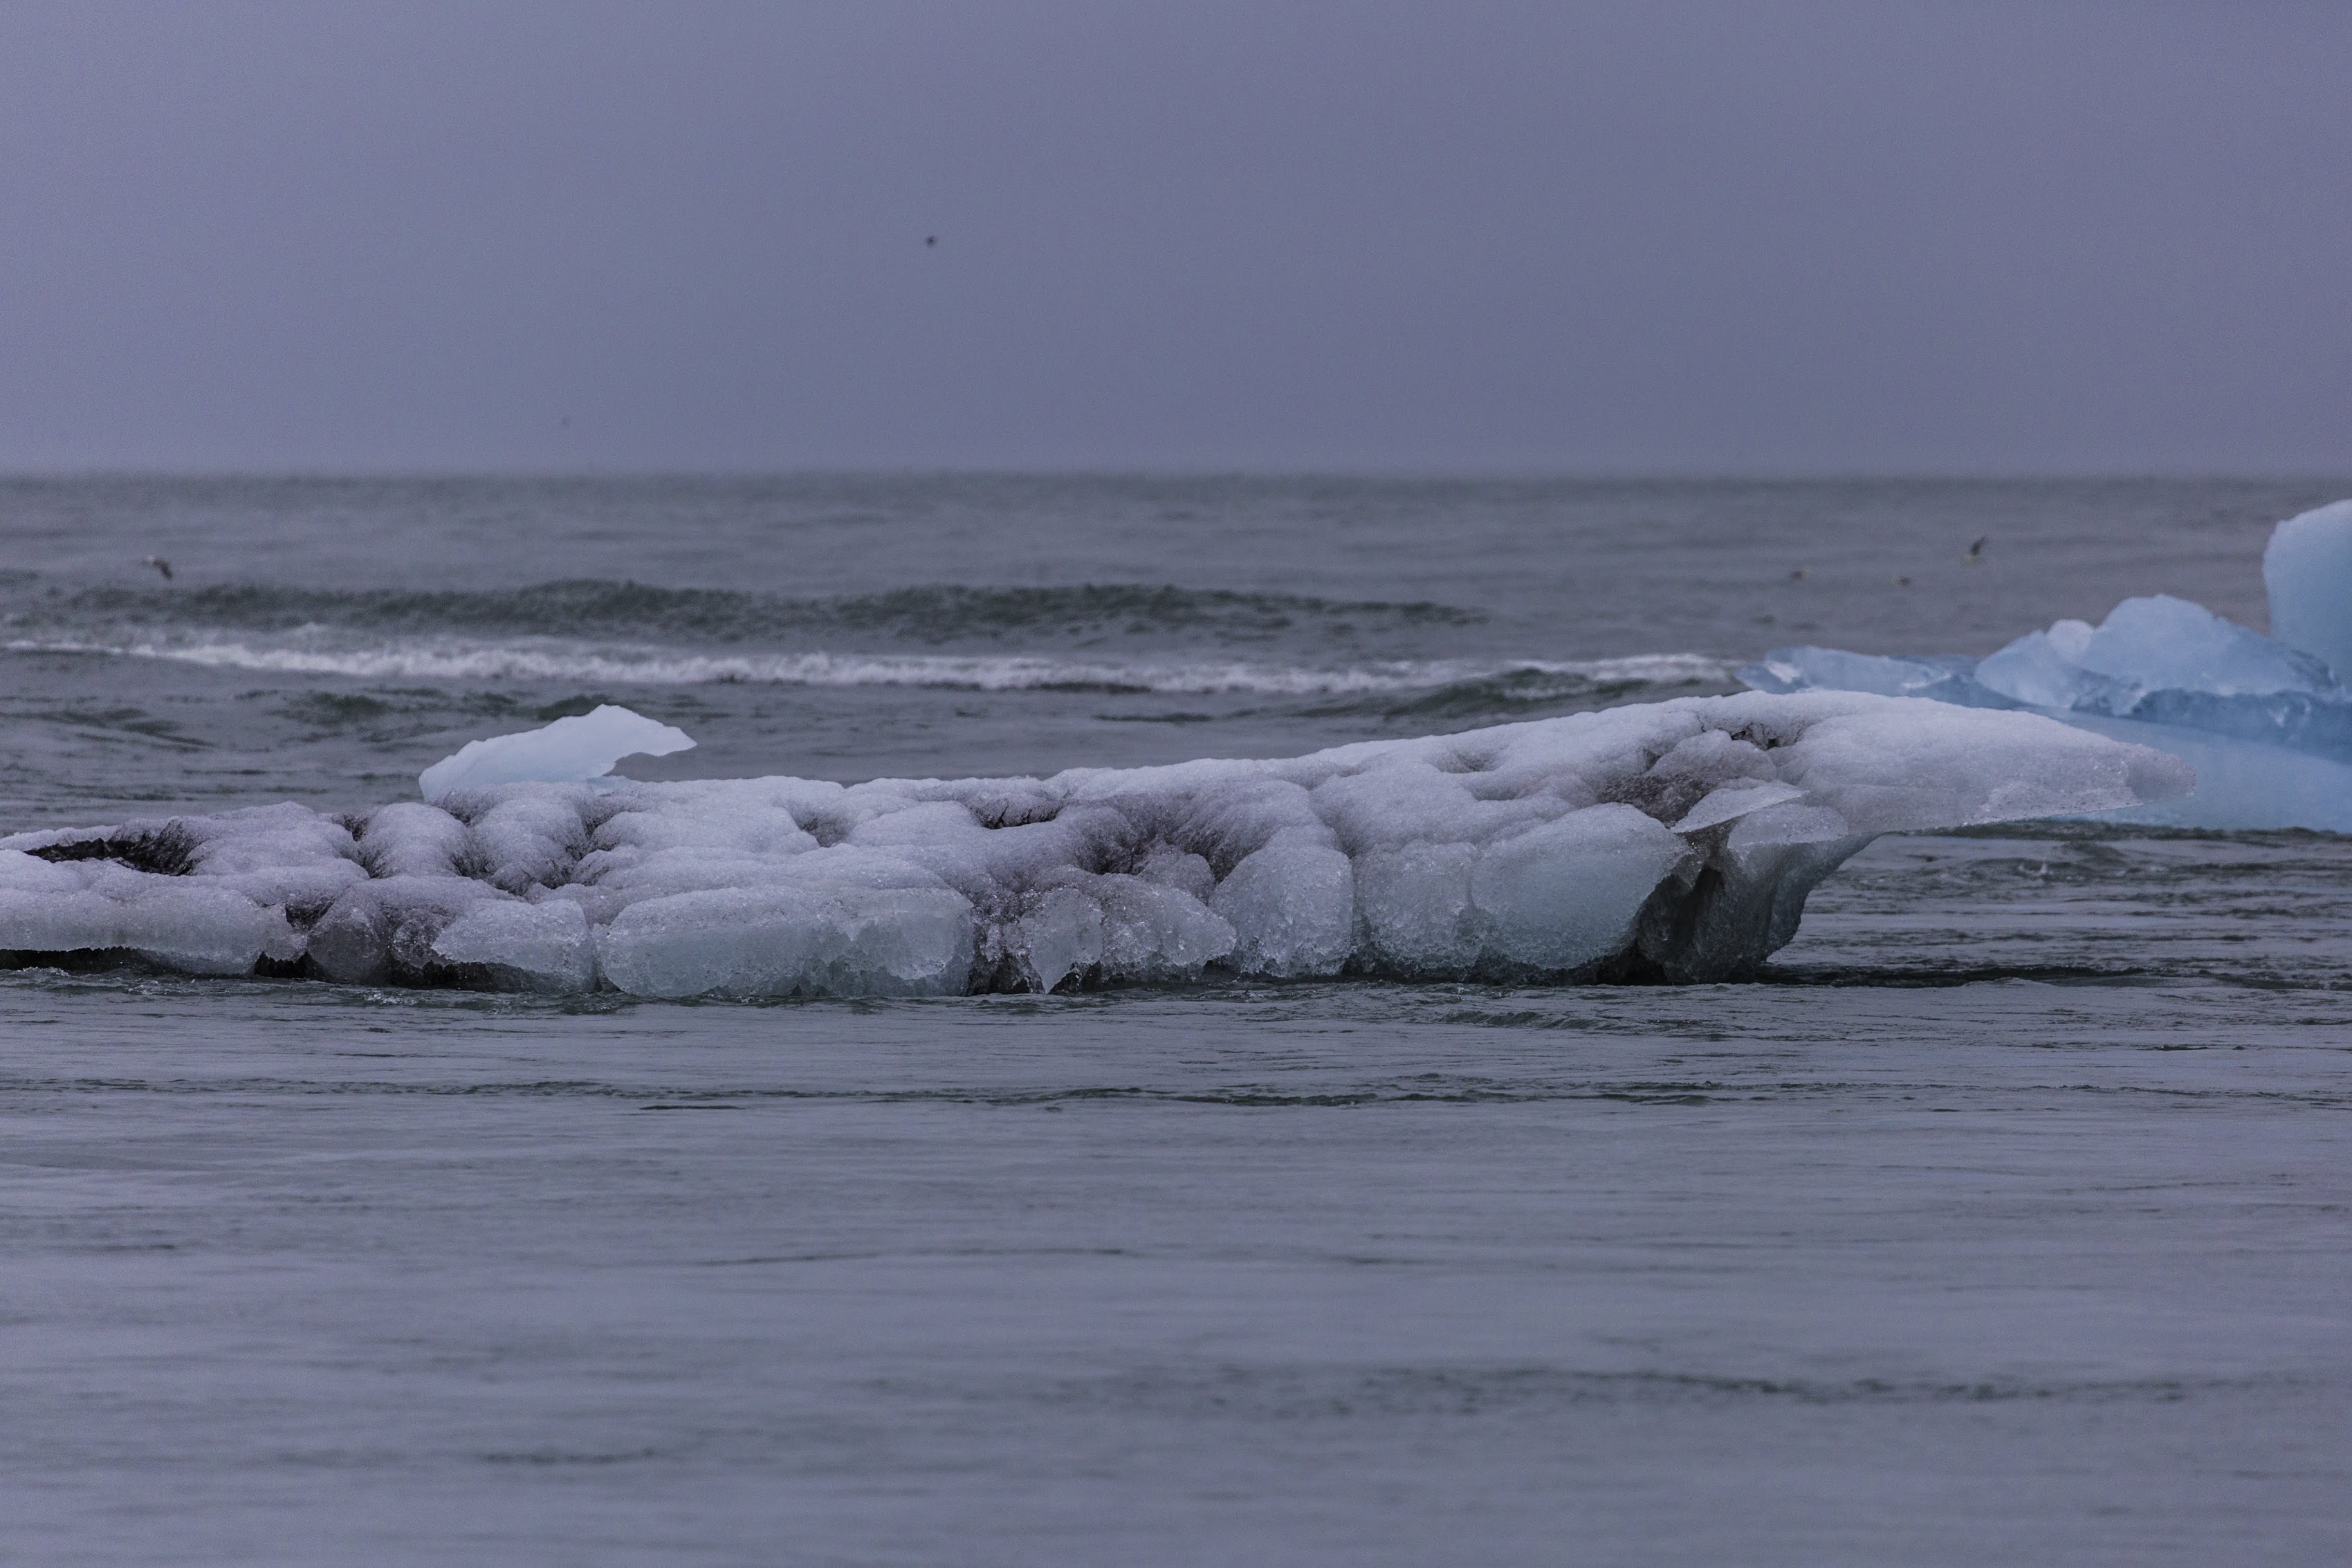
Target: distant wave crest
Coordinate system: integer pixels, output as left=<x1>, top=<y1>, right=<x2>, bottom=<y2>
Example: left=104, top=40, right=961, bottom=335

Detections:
left=33, top=578, right=1484, bottom=645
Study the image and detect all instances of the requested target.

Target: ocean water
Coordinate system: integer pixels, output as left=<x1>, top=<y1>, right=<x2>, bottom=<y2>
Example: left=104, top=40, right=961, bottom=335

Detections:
left=4, top=475, right=2350, bottom=1565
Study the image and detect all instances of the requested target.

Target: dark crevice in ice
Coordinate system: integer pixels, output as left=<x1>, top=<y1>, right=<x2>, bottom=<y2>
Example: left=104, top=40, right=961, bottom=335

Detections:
left=25, top=821, right=199, bottom=877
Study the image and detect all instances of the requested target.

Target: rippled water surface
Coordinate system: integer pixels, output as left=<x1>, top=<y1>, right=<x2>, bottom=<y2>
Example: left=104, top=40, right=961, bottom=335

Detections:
left=3, top=477, right=2349, bottom=1565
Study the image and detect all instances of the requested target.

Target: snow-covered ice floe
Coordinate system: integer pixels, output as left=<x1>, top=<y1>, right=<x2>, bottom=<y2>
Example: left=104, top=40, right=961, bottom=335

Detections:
left=1743, top=499, right=2352, bottom=831
left=0, top=692, right=2187, bottom=996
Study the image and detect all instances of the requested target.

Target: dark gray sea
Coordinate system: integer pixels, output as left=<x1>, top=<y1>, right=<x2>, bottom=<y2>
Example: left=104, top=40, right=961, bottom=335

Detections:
left=5, top=476, right=2350, bottom=1565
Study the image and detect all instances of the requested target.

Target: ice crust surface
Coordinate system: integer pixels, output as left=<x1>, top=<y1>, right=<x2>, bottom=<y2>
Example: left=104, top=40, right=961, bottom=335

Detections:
left=0, top=693, right=2187, bottom=997
left=1740, top=500, right=2352, bottom=830
left=417, top=704, right=694, bottom=802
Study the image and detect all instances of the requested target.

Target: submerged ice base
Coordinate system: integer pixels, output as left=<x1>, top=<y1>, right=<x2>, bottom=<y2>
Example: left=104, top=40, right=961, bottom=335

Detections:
left=0, top=692, right=2187, bottom=997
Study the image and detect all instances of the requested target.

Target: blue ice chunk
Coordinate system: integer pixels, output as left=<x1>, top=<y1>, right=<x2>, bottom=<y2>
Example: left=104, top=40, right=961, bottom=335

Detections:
left=1734, top=503, right=2352, bottom=828
left=1978, top=596, right=2334, bottom=710
left=1969, top=596, right=2352, bottom=761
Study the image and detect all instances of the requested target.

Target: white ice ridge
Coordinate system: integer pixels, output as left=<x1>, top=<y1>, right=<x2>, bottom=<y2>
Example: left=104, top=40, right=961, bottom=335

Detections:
left=0, top=693, right=2187, bottom=997
left=1743, top=499, right=2352, bottom=831
left=419, top=704, right=695, bottom=802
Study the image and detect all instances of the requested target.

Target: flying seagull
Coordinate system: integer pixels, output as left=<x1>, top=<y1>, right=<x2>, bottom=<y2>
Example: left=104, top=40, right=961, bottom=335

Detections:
left=143, top=555, right=173, bottom=581
left=1965, top=535, right=1988, bottom=564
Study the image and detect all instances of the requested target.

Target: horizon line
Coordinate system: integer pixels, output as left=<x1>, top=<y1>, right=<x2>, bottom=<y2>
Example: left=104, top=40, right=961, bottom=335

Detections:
left=3, top=464, right=2349, bottom=486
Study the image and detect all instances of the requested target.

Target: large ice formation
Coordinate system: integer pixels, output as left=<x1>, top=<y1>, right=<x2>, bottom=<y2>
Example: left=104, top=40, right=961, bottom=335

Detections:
left=418, top=704, right=695, bottom=802
left=1743, top=500, right=2352, bottom=831
left=0, top=693, right=2187, bottom=996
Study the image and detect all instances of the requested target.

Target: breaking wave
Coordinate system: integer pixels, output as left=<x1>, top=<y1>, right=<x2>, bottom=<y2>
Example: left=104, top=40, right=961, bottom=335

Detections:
left=3, top=633, right=1729, bottom=698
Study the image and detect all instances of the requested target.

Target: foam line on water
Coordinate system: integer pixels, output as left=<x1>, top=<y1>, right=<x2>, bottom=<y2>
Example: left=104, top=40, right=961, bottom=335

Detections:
left=3, top=636, right=1730, bottom=696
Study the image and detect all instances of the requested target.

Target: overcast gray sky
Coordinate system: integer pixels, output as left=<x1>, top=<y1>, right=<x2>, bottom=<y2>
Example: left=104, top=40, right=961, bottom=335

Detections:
left=1, top=1, right=2346, bottom=474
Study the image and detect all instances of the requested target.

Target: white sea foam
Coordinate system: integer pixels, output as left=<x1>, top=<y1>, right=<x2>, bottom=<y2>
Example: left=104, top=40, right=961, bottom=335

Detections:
left=1, top=635, right=1729, bottom=697
left=0, top=692, right=2189, bottom=996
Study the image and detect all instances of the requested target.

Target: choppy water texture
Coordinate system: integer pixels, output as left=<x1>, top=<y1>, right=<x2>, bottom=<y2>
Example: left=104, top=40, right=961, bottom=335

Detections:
left=4, top=476, right=2350, bottom=1565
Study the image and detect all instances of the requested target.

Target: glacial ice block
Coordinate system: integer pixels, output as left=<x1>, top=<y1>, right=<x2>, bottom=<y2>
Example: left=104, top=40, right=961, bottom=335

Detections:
left=2264, top=499, right=2352, bottom=685
left=419, top=705, right=695, bottom=802
left=1747, top=627, right=2352, bottom=831
left=1739, top=499, right=2352, bottom=829
left=0, top=693, right=2189, bottom=995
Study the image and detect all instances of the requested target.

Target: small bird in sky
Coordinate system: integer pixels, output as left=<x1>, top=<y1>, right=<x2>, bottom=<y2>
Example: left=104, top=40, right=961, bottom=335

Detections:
left=1788, top=567, right=1809, bottom=581
left=1965, top=535, right=1989, bottom=564
left=143, top=555, right=173, bottom=580
left=926, top=235, right=938, bottom=246
left=1893, top=573, right=1913, bottom=587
